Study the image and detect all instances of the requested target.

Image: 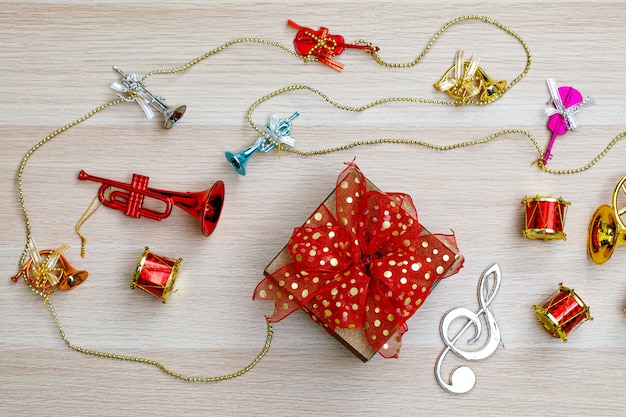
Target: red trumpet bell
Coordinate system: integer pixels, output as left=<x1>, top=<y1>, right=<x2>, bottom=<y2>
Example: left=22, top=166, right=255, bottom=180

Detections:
left=157, top=180, right=225, bottom=237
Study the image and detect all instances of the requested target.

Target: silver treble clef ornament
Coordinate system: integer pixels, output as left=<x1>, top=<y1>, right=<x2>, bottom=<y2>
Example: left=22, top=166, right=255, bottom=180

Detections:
left=435, top=263, right=504, bottom=394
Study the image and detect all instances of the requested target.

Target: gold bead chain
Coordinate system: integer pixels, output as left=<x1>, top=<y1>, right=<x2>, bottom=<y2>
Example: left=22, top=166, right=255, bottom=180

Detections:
left=12, top=15, right=623, bottom=382
left=245, top=83, right=626, bottom=174
left=16, top=99, right=125, bottom=268
left=48, top=299, right=273, bottom=382
left=140, top=38, right=303, bottom=81
left=368, top=14, right=532, bottom=103
left=245, top=84, right=539, bottom=153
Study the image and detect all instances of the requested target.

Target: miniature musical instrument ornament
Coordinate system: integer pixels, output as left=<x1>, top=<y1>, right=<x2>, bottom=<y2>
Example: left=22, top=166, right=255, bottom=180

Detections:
left=288, top=20, right=379, bottom=71
left=11, top=239, right=88, bottom=302
left=131, top=247, right=182, bottom=303
left=588, top=173, right=626, bottom=264
left=435, top=263, right=503, bottom=394
left=434, top=50, right=507, bottom=105
left=541, top=78, right=594, bottom=165
left=78, top=170, right=224, bottom=236
left=112, top=66, right=187, bottom=128
left=521, top=195, right=570, bottom=241
left=225, top=112, right=299, bottom=175
left=533, top=283, right=592, bottom=342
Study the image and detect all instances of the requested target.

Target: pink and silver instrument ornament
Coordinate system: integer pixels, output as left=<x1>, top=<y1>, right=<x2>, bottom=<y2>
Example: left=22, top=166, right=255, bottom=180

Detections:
left=225, top=112, right=299, bottom=176
left=435, top=263, right=503, bottom=394
left=11, top=239, right=88, bottom=301
left=78, top=170, right=225, bottom=237
left=541, top=78, right=595, bottom=165
left=111, top=66, right=186, bottom=128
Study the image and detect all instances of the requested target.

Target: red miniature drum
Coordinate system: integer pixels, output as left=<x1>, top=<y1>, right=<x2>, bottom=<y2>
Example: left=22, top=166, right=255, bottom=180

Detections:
left=532, top=283, right=592, bottom=342
left=131, top=247, right=182, bottom=303
left=521, top=195, right=570, bottom=241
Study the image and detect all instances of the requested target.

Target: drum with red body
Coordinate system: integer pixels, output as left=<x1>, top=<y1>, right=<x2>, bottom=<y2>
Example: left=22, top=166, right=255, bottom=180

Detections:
left=532, top=283, right=592, bottom=342
left=521, top=195, right=570, bottom=241
left=131, top=247, right=182, bottom=303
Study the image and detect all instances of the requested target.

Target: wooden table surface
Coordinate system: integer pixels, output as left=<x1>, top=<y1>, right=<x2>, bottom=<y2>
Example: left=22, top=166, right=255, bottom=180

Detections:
left=2, top=2, right=625, bottom=416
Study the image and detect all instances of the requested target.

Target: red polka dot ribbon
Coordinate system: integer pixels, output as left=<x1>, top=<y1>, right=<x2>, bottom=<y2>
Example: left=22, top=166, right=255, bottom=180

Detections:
left=254, top=163, right=464, bottom=358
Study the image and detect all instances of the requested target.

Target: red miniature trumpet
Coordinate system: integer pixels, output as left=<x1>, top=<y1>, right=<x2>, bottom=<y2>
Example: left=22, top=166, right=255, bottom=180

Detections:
left=78, top=170, right=224, bottom=237
left=288, top=20, right=379, bottom=71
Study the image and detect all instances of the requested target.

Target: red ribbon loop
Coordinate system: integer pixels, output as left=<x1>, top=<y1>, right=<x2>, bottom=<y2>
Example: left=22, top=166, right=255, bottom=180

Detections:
left=254, top=163, right=463, bottom=357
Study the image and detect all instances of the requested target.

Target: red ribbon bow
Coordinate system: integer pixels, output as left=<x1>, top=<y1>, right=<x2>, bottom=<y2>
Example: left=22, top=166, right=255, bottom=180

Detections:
left=254, top=163, right=463, bottom=358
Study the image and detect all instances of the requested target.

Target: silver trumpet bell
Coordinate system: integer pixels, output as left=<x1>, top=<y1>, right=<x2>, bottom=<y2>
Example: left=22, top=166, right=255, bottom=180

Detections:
left=225, top=112, right=299, bottom=176
left=112, top=66, right=186, bottom=129
left=151, top=101, right=186, bottom=129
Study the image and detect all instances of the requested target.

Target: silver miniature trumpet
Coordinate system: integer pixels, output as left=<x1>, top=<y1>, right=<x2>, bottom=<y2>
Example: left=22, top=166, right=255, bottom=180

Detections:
left=111, top=66, right=186, bottom=129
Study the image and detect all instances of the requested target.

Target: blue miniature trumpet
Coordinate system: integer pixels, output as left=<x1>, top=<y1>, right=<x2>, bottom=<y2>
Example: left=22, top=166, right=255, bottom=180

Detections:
left=225, top=112, right=299, bottom=176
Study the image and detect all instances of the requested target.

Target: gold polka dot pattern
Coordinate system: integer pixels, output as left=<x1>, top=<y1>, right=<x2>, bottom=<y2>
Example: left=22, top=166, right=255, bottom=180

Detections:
left=254, top=163, right=464, bottom=358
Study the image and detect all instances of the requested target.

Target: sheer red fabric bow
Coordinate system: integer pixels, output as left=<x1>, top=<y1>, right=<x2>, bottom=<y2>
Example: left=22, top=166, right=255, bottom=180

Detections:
left=254, top=163, right=463, bottom=357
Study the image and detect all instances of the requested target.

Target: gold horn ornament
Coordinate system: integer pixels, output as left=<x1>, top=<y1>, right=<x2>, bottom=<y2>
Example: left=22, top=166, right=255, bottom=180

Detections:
left=434, top=50, right=506, bottom=105
left=588, top=173, right=626, bottom=264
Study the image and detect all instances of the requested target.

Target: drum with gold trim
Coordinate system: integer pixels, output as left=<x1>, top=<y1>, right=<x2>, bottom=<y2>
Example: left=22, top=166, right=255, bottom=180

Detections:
left=131, top=247, right=181, bottom=303
left=532, top=283, right=592, bottom=342
left=521, top=195, right=570, bottom=241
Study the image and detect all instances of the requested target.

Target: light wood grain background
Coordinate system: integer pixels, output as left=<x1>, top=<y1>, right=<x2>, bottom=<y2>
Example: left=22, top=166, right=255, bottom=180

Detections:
left=2, top=1, right=625, bottom=416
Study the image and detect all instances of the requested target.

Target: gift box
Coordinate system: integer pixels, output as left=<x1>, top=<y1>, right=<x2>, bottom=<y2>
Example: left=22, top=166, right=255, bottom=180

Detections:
left=254, top=163, right=464, bottom=361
